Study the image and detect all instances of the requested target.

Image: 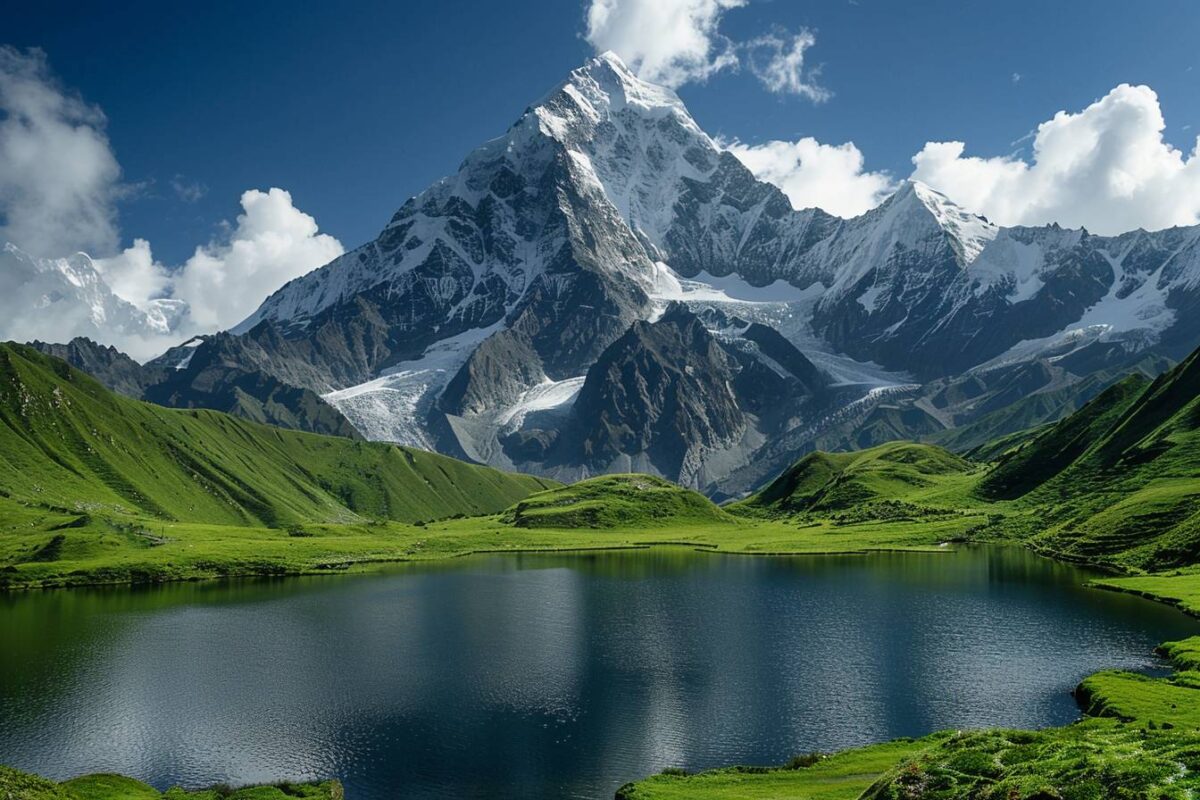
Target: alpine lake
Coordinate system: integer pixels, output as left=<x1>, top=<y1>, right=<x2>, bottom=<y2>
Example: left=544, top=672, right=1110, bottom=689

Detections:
left=2, top=545, right=1196, bottom=799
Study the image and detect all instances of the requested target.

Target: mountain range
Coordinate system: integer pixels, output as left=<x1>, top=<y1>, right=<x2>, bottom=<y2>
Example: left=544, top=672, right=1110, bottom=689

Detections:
left=19, top=52, right=1200, bottom=495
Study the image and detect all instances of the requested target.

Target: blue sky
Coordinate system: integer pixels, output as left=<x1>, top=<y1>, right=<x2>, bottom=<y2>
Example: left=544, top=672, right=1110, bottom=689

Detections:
left=3, top=0, right=1199, bottom=271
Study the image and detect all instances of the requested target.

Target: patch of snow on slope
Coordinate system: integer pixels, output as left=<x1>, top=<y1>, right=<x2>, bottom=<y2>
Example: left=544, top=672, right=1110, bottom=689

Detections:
left=495, top=376, right=586, bottom=430
left=970, top=235, right=1050, bottom=303
left=1074, top=264, right=1175, bottom=337
left=975, top=257, right=1174, bottom=372
left=649, top=262, right=908, bottom=389
left=650, top=262, right=817, bottom=306
left=972, top=325, right=1116, bottom=373
left=173, top=338, right=204, bottom=370
left=323, top=323, right=504, bottom=447
left=856, top=284, right=884, bottom=311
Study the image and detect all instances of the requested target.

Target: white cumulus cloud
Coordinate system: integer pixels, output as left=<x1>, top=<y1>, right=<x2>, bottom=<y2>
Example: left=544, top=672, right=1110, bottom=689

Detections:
left=585, top=0, right=745, bottom=88
left=94, top=238, right=171, bottom=309
left=173, top=188, right=344, bottom=330
left=93, top=188, right=343, bottom=334
left=725, top=137, right=894, bottom=217
left=0, top=46, right=122, bottom=257
left=911, top=84, right=1200, bottom=234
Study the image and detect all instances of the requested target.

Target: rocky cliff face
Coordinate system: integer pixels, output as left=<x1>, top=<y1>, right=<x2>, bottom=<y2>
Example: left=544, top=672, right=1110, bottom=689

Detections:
left=559, top=304, right=752, bottom=484
left=32, top=336, right=359, bottom=439
left=28, top=337, right=160, bottom=398
left=493, top=304, right=829, bottom=486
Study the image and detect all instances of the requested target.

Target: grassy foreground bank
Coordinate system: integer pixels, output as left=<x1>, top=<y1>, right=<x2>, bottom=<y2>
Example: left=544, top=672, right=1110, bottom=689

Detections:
left=0, top=768, right=341, bottom=800
left=619, top=635, right=1200, bottom=799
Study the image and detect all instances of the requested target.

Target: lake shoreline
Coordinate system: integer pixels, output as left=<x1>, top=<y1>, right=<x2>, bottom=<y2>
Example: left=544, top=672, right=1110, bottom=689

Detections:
left=7, top=525, right=1194, bottom=626
left=0, top=536, right=980, bottom=593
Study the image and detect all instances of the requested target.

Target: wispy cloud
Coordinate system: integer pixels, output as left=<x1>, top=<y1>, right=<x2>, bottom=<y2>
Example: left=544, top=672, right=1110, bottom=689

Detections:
left=171, top=175, right=208, bottom=203
left=745, top=28, right=830, bottom=101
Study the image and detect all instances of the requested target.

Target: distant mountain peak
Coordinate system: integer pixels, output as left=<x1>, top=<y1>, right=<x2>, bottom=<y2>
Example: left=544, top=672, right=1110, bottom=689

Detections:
left=0, top=242, right=186, bottom=358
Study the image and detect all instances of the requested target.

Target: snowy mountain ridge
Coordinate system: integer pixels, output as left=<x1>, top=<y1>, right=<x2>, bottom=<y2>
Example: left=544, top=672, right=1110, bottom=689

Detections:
left=217, top=52, right=1200, bottom=487
left=24, top=52, right=1200, bottom=491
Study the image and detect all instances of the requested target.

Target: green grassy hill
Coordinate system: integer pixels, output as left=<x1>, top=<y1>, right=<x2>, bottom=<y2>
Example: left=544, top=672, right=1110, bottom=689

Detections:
left=0, top=343, right=554, bottom=530
left=977, top=375, right=1151, bottom=500
left=977, top=349, right=1200, bottom=570
left=731, top=442, right=980, bottom=521
left=501, top=474, right=736, bottom=529
left=926, top=354, right=1171, bottom=458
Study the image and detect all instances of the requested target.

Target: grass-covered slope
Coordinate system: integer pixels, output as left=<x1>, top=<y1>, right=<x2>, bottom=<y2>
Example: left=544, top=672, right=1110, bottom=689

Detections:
left=976, top=349, right=1200, bottom=570
left=862, top=636, right=1200, bottom=800
left=977, top=375, right=1151, bottom=500
left=0, top=343, right=554, bottom=528
left=861, top=720, right=1200, bottom=800
left=927, top=384, right=1086, bottom=456
left=927, top=354, right=1171, bottom=459
left=732, top=442, right=980, bottom=520
left=0, top=767, right=341, bottom=800
left=501, top=474, right=736, bottom=529
left=1158, top=636, right=1200, bottom=671
left=616, top=737, right=945, bottom=800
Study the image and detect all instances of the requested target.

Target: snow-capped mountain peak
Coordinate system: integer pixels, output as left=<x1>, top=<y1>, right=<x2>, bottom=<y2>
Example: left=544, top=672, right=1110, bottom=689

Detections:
left=235, top=52, right=721, bottom=336
left=224, top=52, right=1200, bottom=488
left=881, top=180, right=998, bottom=265
left=547, top=51, right=703, bottom=137
left=526, top=52, right=717, bottom=249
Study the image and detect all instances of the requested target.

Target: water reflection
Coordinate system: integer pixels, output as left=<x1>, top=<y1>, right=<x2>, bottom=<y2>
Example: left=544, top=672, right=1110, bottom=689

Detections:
left=1, top=546, right=1196, bottom=799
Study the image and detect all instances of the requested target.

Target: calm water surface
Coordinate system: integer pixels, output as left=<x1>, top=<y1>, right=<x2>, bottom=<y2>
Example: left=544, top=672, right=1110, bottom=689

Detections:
left=2, top=546, right=1197, bottom=799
